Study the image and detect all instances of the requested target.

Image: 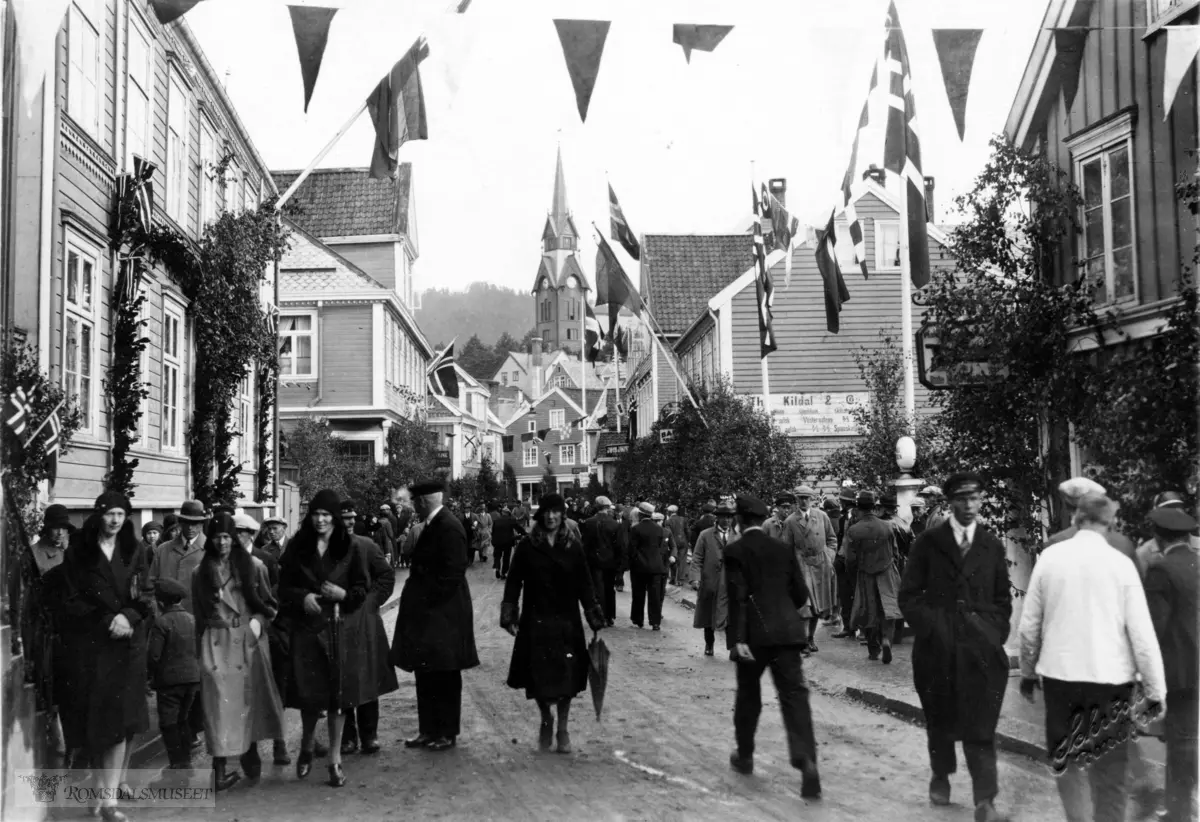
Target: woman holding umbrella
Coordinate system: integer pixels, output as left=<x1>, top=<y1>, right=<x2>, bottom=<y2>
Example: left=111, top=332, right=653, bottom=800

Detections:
left=278, top=490, right=371, bottom=787
left=500, top=494, right=605, bottom=753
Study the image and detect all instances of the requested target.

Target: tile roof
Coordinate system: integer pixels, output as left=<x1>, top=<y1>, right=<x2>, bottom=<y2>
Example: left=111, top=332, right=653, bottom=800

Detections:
left=642, top=235, right=754, bottom=335
left=595, top=431, right=628, bottom=459
left=272, top=165, right=412, bottom=238
left=279, top=222, right=384, bottom=294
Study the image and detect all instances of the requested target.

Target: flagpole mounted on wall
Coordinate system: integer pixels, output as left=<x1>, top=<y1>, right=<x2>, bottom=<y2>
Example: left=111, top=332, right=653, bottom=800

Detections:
left=275, top=100, right=368, bottom=210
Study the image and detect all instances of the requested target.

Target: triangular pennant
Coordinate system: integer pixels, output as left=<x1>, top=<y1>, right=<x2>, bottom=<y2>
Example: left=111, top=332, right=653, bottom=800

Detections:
left=672, top=24, right=733, bottom=63
left=12, top=0, right=72, bottom=113
left=1053, top=28, right=1089, bottom=112
left=287, top=5, right=339, bottom=112
left=553, top=20, right=611, bottom=122
left=931, top=29, right=983, bottom=141
left=150, top=0, right=206, bottom=25
left=1163, top=26, right=1200, bottom=121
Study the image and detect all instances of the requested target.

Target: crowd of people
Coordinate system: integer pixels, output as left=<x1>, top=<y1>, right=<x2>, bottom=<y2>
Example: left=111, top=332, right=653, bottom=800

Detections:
left=12, top=470, right=1197, bottom=822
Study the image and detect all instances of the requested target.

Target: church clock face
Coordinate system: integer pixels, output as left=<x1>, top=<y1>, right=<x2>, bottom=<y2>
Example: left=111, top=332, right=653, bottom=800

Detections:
left=565, top=275, right=579, bottom=289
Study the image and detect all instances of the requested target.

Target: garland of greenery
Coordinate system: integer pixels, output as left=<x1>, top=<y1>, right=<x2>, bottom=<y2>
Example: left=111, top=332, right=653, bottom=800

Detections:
left=255, top=316, right=278, bottom=502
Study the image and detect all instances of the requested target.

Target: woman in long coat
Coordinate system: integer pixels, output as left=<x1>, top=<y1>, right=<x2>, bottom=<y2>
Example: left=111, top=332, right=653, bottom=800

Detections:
left=500, top=494, right=604, bottom=754
left=55, top=492, right=153, bottom=822
left=192, top=513, right=285, bottom=791
left=690, top=500, right=736, bottom=657
left=278, top=489, right=371, bottom=787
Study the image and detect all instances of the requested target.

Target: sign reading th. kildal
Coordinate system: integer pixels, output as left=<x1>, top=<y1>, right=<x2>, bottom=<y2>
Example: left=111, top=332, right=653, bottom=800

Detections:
left=746, top=393, right=867, bottom=437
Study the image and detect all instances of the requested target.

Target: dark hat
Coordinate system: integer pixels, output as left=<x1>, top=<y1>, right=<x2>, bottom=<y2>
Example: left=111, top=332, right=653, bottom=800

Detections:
left=205, top=512, right=239, bottom=540
left=162, top=513, right=179, bottom=532
left=944, top=473, right=985, bottom=499
left=308, top=489, right=341, bottom=516
left=94, top=491, right=132, bottom=516
left=42, top=504, right=74, bottom=533
left=715, top=499, right=737, bottom=516
left=735, top=495, right=769, bottom=519
left=880, top=492, right=898, bottom=508
left=839, top=481, right=859, bottom=503
left=774, top=493, right=796, bottom=506
left=1154, top=491, right=1186, bottom=509
left=177, top=500, right=209, bottom=522
left=702, top=500, right=717, bottom=513
left=855, top=490, right=877, bottom=510
left=339, top=500, right=358, bottom=514
left=822, top=497, right=842, bottom=513
left=410, top=478, right=446, bottom=496
left=153, top=577, right=188, bottom=605
left=141, top=521, right=163, bottom=536
left=1149, top=507, right=1198, bottom=533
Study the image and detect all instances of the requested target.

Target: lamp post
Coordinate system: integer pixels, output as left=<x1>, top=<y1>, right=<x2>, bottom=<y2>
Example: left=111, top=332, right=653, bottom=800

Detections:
left=891, top=435, right=924, bottom=528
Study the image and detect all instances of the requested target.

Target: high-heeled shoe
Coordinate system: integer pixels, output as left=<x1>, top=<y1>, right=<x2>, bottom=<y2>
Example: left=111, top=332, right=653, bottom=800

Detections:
left=327, top=763, right=346, bottom=788
left=296, top=749, right=313, bottom=780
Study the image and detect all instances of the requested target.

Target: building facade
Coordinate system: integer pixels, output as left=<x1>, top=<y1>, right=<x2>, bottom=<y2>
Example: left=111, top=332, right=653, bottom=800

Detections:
left=499, top=386, right=604, bottom=503
left=532, top=148, right=589, bottom=354
left=426, top=363, right=505, bottom=480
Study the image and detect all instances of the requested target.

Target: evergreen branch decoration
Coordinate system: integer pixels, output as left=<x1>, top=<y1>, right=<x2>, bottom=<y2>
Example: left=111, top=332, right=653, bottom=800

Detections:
left=103, top=287, right=150, bottom=496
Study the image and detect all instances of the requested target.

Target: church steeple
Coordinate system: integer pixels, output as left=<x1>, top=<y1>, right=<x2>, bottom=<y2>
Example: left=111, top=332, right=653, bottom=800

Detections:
left=532, top=146, right=588, bottom=356
left=543, top=146, right=579, bottom=253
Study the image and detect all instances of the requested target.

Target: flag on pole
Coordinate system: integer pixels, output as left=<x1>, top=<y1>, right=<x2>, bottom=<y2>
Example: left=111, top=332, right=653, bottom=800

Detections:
left=881, top=1, right=931, bottom=289
left=751, top=186, right=776, bottom=358
left=117, top=257, right=142, bottom=307
left=427, top=341, right=460, bottom=398
left=608, top=184, right=640, bottom=261
left=611, top=324, right=629, bottom=359
left=4, top=385, right=38, bottom=439
left=366, top=37, right=429, bottom=181
left=584, top=302, right=605, bottom=363
left=287, top=4, right=340, bottom=113
left=760, top=184, right=800, bottom=287
left=36, top=406, right=62, bottom=484
left=595, top=234, right=643, bottom=331
left=150, top=0, right=205, bottom=25
left=840, top=59, right=879, bottom=279
left=815, top=210, right=851, bottom=334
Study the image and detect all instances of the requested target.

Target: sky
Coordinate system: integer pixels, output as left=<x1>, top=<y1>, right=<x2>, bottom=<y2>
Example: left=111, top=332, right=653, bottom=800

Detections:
left=186, top=0, right=1048, bottom=295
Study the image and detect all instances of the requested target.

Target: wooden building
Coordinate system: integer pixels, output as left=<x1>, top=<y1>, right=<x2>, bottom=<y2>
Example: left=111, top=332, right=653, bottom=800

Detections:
left=426, top=363, right=506, bottom=480
left=499, top=386, right=606, bottom=503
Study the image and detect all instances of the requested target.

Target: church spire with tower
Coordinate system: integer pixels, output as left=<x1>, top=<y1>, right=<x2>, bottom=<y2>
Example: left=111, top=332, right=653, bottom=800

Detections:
left=532, top=146, right=589, bottom=354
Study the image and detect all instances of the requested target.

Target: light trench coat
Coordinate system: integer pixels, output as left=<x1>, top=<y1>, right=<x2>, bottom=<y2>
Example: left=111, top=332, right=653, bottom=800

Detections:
left=784, top=508, right=838, bottom=618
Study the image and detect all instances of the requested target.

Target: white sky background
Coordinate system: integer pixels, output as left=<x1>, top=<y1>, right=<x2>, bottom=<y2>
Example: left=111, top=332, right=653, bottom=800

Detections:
left=187, top=0, right=1047, bottom=294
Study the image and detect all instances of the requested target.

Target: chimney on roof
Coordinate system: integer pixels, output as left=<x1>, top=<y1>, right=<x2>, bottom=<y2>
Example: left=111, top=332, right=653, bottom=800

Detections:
left=531, top=337, right=544, bottom=398
left=768, top=178, right=787, bottom=208
left=863, top=165, right=885, bottom=187
left=924, top=176, right=936, bottom=222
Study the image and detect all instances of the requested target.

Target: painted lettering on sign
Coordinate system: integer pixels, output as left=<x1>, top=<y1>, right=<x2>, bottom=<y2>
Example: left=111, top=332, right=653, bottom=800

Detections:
left=745, top=393, right=867, bottom=437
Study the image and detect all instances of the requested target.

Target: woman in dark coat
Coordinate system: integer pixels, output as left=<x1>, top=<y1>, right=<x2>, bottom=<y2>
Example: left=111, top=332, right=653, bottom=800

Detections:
left=277, top=489, right=371, bottom=788
left=500, top=494, right=605, bottom=754
left=55, top=492, right=153, bottom=822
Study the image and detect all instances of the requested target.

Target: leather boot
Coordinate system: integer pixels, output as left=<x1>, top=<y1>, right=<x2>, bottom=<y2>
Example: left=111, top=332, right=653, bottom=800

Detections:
left=240, top=743, right=262, bottom=780
left=160, top=725, right=183, bottom=769
left=537, top=702, right=554, bottom=751
left=212, top=757, right=241, bottom=792
left=555, top=700, right=571, bottom=754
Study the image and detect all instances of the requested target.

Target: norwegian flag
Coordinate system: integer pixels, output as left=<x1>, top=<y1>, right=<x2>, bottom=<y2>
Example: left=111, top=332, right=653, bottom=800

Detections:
left=426, top=341, right=460, bottom=398
left=116, top=257, right=142, bottom=307
left=40, top=408, right=62, bottom=483
left=840, top=59, right=879, bottom=279
left=132, top=155, right=155, bottom=228
left=751, top=185, right=776, bottom=358
left=4, top=385, right=38, bottom=439
left=881, top=1, right=931, bottom=288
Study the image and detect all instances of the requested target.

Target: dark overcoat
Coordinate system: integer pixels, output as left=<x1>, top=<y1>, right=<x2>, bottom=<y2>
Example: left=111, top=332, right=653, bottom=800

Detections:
left=691, top=526, right=731, bottom=632
left=54, top=522, right=154, bottom=752
left=724, top=529, right=810, bottom=649
left=629, top=520, right=670, bottom=575
left=355, top=536, right=399, bottom=697
left=277, top=528, right=372, bottom=711
left=898, top=520, right=1012, bottom=742
left=389, top=508, right=480, bottom=673
left=500, top=527, right=604, bottom=699
left=1145, top=544, right=1199, bottom=694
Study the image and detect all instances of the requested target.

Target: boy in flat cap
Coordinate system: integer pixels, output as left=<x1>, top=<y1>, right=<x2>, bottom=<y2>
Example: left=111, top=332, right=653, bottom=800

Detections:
left=724, top=495, right=821, bottom=798
left=899, top=473, right=1012, bottom=822
left=1144, top=505, right=1199, bottom=822
left=148, top=578, right=200, bottom=771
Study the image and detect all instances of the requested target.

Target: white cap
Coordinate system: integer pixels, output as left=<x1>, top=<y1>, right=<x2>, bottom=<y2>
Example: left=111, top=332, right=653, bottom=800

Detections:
left=233, top=513, right=260, bottom=533
left=1058, top=477, right=1106, bottom=506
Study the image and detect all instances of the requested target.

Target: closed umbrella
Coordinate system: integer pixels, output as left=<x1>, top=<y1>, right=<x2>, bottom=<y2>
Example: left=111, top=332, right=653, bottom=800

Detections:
left=330, top=602, right=342, bottom=709
left=587, top=632, right=610, bottom=720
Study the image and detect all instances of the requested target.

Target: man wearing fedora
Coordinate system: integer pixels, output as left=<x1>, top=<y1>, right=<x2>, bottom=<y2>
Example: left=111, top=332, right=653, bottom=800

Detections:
left=784, top=486, right=837, bottom=653
left=724, top=495, right=821, bottom=798
left=900, top=473, right=1013, bottom=822
left=390, top=479, right=479, bottom=751
left=150, top=500, right=210, bottom=615
left=764, top=493, right=794, bottom=540
left=846, top=491, right=902, bottom=663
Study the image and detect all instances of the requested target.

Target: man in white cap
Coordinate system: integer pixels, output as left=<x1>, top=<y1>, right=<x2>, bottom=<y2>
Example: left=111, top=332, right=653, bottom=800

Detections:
left=920, top=486, right=949, bottom=533
left=1046, top=478, right=1140, bottom=573
left=628, top=502, right=670, bottom=630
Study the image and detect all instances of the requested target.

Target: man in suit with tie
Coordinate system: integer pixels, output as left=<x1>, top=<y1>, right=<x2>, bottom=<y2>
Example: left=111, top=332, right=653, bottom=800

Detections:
left=724, top=495, right=821, bottom=799
left=899, top=473, right=1013, bottom=822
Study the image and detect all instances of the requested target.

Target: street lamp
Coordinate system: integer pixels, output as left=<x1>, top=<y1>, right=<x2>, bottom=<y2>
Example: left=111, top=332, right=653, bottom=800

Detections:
left=891, top=435, right=923, bottom=527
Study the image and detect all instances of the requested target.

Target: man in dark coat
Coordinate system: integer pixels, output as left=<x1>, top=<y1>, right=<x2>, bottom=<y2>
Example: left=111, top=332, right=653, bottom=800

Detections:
left=665, top=505, right=690, bottom=585
left=580, top=496, right=622, bottom=626
left=724, top=495, right=820, bottom=798
left=690, top=501, right=717, bottom=548
left=389, top=480, right=479, bottom=751
left=846, top=491, right=902, bottom=662
left=490, top=507, right=525, bottom=581
left=1144, top=506, right=1199, bottom=822
left=899, top=472, right=1012, bottom=822
left=628, top=503, right=670, bottom=630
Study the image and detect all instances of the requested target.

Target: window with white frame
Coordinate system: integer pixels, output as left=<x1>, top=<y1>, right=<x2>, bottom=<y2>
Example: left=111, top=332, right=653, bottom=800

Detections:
left=384, top=314, right=394, bottom=384
left=200, top=121, right=218, bottom=227
left=501, top=373, right=508, bottom=385
left=512, top=371, right=519, bottom=382
left=167, top=73, right=189, bottom=225
left=1070, top=113, right=1136, bottom=305
left=125, top=16, right=152, bottom=172
left=559, top=443, right=576, bottom=465
left=280, top=313, right=316, bottom=378
left=162, top=301, right=184, bottom=450
left=223, top=159, right=242, bottom=215
left=237, top=373, right=254, bottom=463
left=1149, top=0, right=1200, bottom=28
left=874, top=221, right=900, bottom=271
left=526, top=420, right=536, bottom=433
left=63, top=236, right=98, bottom=434
left=567, top=299, right=578, bottom=321
left=523, top=444, right=539, bottom=467
left=548, top=408, right=565, bottom=429
left=68, top=0, right=103, bottom=138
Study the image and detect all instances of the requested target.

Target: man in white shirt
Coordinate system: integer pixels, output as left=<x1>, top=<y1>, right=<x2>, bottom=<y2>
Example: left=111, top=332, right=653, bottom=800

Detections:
left=1018, top=493, right=1166, bottom=822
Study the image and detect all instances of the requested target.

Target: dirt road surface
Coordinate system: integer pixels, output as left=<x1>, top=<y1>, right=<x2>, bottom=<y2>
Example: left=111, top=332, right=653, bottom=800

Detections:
left=51, top=563, right=1071, bottom=822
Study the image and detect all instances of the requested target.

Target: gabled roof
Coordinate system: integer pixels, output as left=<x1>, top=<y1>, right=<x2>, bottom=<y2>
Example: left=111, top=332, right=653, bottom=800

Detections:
left=494, top=351, right=531, bottom=378
left=279, top=220, right=386, bottom=294
left=642, top=235, right=754, bottom=335
left=272, top=165, right=414, bottom=238
left=595, top=430, right=628, bottom=460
